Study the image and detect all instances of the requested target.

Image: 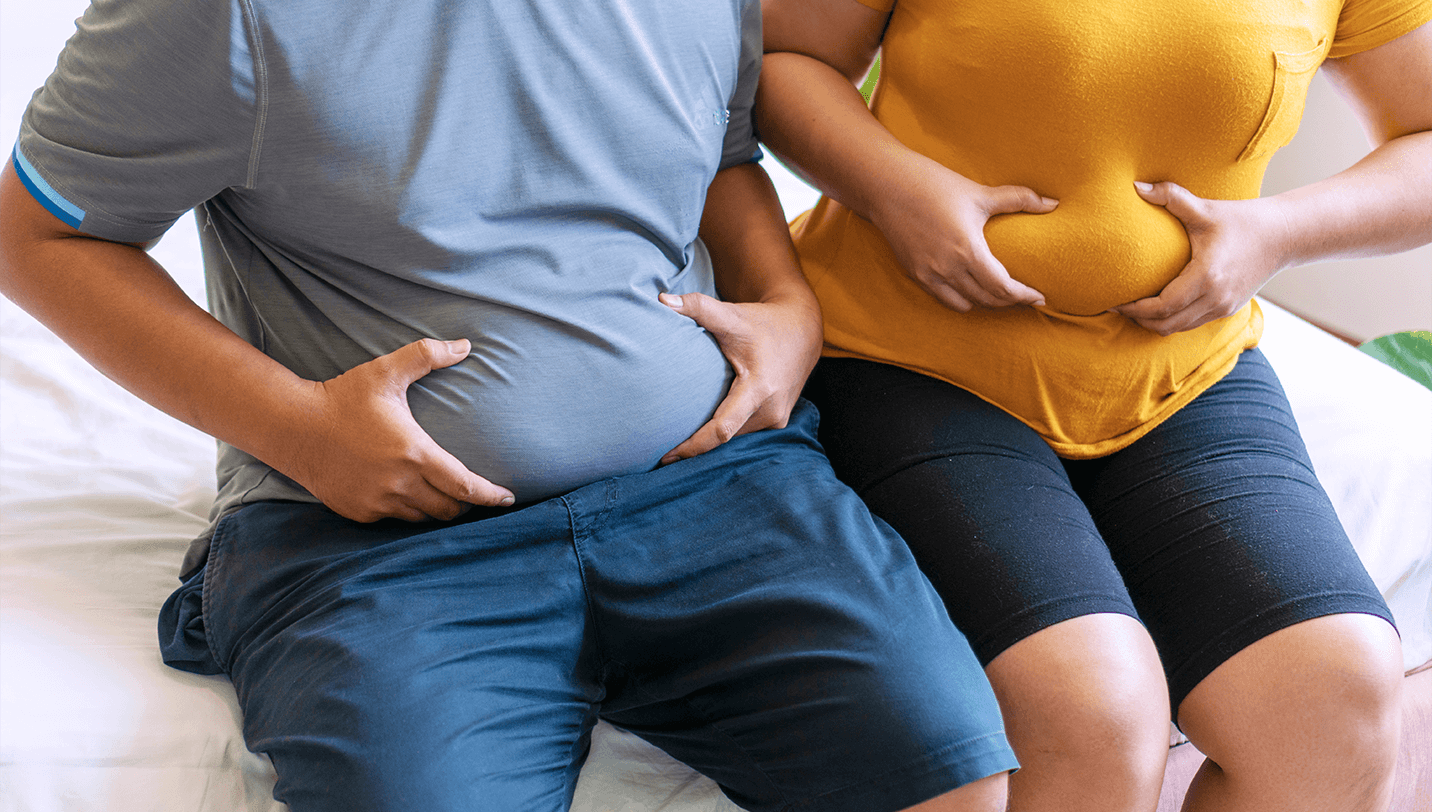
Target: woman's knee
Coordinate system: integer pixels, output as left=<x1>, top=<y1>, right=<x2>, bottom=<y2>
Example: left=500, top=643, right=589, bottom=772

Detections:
left=1179, top=614, right=1403, bottom=802
left=987, top=614, right=1171, bottom=772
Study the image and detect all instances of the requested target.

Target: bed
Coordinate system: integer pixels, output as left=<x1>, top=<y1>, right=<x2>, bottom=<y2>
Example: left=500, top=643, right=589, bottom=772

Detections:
left=2, top=6, right=1430, bottom=804
left=3, top=213, right=1431, bottom=811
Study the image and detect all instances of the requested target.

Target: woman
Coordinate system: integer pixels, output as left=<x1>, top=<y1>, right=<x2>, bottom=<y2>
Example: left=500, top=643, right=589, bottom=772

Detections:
left=756, top=1, right=1432, bottom=810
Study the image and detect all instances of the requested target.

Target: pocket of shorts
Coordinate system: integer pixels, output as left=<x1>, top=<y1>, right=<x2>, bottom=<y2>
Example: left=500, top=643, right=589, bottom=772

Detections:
left=198, top=509, right=241, bottom=672
left=1236, top=38, right=1328, bottom=163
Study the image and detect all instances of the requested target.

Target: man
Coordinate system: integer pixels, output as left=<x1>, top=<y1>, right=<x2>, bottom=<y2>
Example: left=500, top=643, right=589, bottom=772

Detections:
left=0, top=1, right=1015, bottom=809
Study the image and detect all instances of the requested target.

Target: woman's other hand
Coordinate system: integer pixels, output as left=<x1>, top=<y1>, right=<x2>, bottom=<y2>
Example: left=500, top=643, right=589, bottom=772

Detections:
left=657, top=290, right=821, bottom=465
left=1121, top=22, right=1432, bottom=338
left=1112, top=181, right=1290, bottom=335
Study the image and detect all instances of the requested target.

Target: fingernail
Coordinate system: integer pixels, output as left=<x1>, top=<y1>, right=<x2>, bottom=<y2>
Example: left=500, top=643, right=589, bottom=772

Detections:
left=1134, top=181, right=1154, bottom=193
left=660, top=454, right=678, bottom=466
left=499, top=495, right=514, bottom=506
left=659, top=293, right=683, bottom=308
left=1033, top=299, right=1046, bottom=307
left=1041, top=197, right=1058, bottom=207
left=446, top=339, right=470, bottom=353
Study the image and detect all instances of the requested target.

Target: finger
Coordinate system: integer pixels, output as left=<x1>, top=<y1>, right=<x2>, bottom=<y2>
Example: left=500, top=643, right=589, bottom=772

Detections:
left=921, top=278, right=979, bottom=312
left=659, top=381, right=765, bottom=465
left=1113, top=289, right=1213, bottom=336
left=378, top=337, right=472, bottom=387
left=1134, top=181, right=1206, bottom=228
left=1111, top=260, right=1208, bottom=320
left=420, top=444, right=517, bottom=507
left=965, top=247, right=1046, bottom=307
left=984, top=185, right=1059, bottom=216
left=399, top=481, right=470, bottom=522
left=1123, top=299, right=1215, bottom=336
left=659, top=292, right=742, bottom=338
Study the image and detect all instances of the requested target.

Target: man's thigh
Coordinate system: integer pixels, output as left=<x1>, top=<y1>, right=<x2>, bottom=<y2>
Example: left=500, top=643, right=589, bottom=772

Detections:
left=197, top=500, right=602, bottom=812
left=585, top=400, right=1018, bottom=812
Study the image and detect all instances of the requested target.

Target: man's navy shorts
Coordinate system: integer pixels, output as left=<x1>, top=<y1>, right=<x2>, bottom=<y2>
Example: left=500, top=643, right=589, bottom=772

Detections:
left=159, top=400, right=1018, bottom=812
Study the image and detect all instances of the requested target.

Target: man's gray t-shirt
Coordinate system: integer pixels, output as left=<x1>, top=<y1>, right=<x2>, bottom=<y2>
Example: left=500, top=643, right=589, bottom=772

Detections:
left=16, top=0, right=762, bottom=572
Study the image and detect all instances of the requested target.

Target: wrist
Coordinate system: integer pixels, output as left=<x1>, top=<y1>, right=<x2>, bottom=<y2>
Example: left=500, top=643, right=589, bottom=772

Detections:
left=1254, top=194, right=1299, bottom=274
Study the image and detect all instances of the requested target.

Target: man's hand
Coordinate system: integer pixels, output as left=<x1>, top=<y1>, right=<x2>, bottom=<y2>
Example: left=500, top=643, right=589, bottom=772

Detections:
left=1111, top=181, right=1290, bottom=336
left=287, top=338, right=515, bottom=522
left=658, top=291, right=822, bottom=465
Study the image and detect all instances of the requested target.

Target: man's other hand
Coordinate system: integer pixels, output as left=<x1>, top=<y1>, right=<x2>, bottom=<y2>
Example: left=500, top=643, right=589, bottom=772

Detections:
left=658, top=291, right=821, bottom=464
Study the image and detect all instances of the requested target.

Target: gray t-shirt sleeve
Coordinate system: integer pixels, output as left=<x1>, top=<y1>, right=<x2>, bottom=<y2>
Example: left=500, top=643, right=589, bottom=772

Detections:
left=14, top=0, right=258, bottom=244
left=719, top=0, right=763, bottom=170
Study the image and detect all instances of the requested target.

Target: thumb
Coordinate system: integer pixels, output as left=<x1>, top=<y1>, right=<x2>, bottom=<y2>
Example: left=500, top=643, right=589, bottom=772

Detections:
left=1134, top=180, right=1204, bottom=225
left=984, top=185, right=1059, bottom=216
left=660, top=292, right=741, bottom=338
left=380, top=338, right=471, bottom=387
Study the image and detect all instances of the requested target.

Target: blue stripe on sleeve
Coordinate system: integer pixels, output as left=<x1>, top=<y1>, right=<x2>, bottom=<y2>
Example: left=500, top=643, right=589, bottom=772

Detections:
left=11, top=145, right=86, bottom=229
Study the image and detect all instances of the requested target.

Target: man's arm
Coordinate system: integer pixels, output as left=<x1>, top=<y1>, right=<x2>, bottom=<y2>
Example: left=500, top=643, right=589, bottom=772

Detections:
left=659, top=161, right=823, bottom=463
left=0, top=161, right=513, bottom=520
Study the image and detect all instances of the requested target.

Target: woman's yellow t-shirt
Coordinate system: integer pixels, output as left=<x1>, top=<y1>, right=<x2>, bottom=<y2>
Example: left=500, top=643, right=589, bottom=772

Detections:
left=792, top=0, right=1432, bottom=457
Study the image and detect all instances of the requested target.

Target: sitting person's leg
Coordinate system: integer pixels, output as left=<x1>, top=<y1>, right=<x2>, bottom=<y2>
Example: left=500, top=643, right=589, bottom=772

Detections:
left=591, top=400, right=1016, bottom=812
left=1069, top=348, right=1403, bottom=812
left=164, top=399, right=1016, bottom=812
left=804, top=358, right=1172, bottom=812
left=162, top=499, right=604, bottom=812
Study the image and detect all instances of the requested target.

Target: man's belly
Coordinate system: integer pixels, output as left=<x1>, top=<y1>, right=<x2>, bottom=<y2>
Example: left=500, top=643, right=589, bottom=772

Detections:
left=406, top=312, right=732, bottom=503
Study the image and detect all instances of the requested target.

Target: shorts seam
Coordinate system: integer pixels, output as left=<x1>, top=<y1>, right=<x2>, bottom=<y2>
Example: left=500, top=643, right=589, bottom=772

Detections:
left=200, top=509, right=241, bottom=673
left=1168, top=592, right=1395, bottom=716
left=565, top=480, right=620, bottom=672
left=969, top=594, right=1140, bottom=664
left=784, top=730, right=1013, bottom=811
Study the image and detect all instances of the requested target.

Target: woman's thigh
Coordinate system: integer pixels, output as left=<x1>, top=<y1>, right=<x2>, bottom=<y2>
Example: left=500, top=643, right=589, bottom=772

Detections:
left=1064, top=348, right=1395, bottom=714
left=803, top=357, right=1140, bottom=665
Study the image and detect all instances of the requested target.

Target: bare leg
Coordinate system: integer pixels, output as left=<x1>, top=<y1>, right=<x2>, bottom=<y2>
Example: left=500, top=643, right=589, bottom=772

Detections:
left=985, top=613, right=1170, bottom=812
left=1388, top=665, right=1432, bottom=812
left=1177, top=614, right=1403, bottom=812
left=901, top=772, right=1009, bottom=812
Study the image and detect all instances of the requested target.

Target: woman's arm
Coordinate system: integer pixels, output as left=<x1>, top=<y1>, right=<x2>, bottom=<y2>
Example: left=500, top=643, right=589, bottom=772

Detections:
left=758, top=0, right=1055, bottom=312
left=1115, top=23, right=1432, bottom=335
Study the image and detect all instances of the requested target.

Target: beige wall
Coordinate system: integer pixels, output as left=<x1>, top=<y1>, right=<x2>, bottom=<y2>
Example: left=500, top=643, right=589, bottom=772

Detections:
left=1258, top=73, right=1431, bottom=342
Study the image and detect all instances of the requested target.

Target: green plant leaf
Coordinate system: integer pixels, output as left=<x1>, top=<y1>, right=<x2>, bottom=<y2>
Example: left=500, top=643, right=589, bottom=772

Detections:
left=1358, top=330, right=1432, bottom=392
left=859, top=57, right=881, bottom=105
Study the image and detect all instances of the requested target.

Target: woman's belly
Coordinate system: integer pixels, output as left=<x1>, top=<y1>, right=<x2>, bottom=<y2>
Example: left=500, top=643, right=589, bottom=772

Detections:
left=983, top=179, right=1194, bottom=316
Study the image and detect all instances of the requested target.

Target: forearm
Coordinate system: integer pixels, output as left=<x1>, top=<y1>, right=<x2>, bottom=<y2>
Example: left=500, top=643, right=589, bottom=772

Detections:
left=658, top=160, right=824, bottom=462
left=1267, top=130, right=1432, bottom=269
left=699, top=160, right=818, bottom=314
left=755, top=51, right=942, bottom=228
left=0, top=166, right=320, bottom=477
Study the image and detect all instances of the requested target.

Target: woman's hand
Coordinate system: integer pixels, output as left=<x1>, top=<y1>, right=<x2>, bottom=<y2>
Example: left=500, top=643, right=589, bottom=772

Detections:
left=870, top=161, right=1055, bottom=312
left=658, top=290, right=822, bottom=465
left=1112, top=181, right=1291, bottom=336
